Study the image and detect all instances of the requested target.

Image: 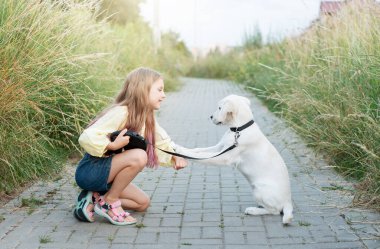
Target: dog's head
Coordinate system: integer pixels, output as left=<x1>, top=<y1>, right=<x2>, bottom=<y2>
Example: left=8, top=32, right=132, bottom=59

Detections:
left=210, top=95, right=252, bottom=126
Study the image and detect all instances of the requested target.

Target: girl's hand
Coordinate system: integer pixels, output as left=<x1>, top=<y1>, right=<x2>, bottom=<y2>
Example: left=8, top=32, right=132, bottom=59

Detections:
left=107, top=128, right=130, bottom=151
left=172, top=156, right=188, bottom=170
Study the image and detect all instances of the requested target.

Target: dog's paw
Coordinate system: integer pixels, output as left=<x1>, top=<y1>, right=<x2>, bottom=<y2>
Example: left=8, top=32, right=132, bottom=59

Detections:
left=282, top=213, right=293, bottom=225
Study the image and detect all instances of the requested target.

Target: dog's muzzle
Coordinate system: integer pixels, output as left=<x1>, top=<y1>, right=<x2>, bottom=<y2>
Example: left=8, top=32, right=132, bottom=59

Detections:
left=210, top=115, right=222, bottom=125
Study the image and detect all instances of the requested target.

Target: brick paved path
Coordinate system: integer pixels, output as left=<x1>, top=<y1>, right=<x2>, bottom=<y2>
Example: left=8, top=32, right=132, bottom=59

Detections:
left=0, top=78, right=379, bottom=249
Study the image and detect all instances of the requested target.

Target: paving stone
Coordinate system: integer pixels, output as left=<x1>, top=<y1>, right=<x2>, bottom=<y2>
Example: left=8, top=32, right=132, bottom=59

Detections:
left=131, top=245, right=178, bottom=249
left=134, top=231, right=158, bottom=244
left=161, top=217, right=181, bottom=227
left=157, top=232, right=180, bottom=244
left=202, top=227, right=223, bottom=239
left=180, top=227, right=202, bottom=239
left=225, top=245, right=270, bottom=249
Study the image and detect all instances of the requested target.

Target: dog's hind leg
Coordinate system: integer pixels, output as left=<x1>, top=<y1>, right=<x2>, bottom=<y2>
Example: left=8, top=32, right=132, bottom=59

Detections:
left=244, top=206, right=280, bottom=216
left=282, top=202, right=293, bottom=225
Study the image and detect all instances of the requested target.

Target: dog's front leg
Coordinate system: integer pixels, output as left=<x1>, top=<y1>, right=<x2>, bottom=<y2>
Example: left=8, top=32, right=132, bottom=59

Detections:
left=196, top=148, right=240, bottom=166
left=174, top=143, right=239, bottom=166
left=174, top=141, right=224, bottom=155
left=174, top=131, right=234, bottom=155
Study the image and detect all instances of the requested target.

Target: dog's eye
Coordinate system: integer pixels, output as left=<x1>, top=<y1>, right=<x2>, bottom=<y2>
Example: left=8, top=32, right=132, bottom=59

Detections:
left=218, top=107, right=221, bottom=110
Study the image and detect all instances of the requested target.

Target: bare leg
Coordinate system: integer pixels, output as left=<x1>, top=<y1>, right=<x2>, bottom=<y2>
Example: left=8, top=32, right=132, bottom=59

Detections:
left=119, top=183, right=150, bottom=212
left=103, top=149, right=147, bottom=222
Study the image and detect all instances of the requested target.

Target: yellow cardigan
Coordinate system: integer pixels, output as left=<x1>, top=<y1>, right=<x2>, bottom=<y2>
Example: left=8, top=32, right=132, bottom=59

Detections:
left=78, top=105, right=174, bottom=166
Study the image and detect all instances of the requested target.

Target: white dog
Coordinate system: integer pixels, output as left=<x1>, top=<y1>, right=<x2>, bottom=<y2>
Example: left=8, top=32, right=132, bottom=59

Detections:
left=174, top=95, right=293, bottom=224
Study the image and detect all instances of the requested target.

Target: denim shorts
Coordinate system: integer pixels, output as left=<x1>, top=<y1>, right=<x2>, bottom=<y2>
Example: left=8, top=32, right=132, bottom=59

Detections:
left=75, top=153, right=113, bottom=194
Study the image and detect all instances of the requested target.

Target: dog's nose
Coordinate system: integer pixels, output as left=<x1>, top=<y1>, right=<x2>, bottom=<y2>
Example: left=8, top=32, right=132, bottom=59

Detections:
left=210, top=115, right=213, bottom=119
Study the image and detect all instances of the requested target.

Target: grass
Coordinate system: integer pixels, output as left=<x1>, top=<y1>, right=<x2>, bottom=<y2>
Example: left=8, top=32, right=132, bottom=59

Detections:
left=187, top=0, right=380, bottom=211
left=108, top=235, right=114, bottom=242
left=187, top=48, right=239, bottom=79
left=20, top=197, right=44, bottom=208
left=321, top=184, right=352, bottom=192
left=39, top=235, right=52, bottom=244
left=0, top=0, right=107, bottom=195
left=0, top=0, right=191, bottom=195
left=135, top=223, right=145, bottom=228
left=298, top=221, right=311, bottom=227
left=20, top=196, right=44, bottom=214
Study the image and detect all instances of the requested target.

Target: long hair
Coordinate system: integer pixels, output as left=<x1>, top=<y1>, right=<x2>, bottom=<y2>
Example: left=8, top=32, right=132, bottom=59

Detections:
left=89, top=67, right=161, bottom=167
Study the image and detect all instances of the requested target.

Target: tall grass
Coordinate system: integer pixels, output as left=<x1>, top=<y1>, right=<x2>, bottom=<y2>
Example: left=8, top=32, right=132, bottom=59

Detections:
left=186, top=48, right=240, bottom=79
left=0, top=0, right=191, bottom=194
left=273, top=2, right=380, bottom=209
left=0, top=0, right=103, bottom=193
left=189, top=0, right=380, bottom=210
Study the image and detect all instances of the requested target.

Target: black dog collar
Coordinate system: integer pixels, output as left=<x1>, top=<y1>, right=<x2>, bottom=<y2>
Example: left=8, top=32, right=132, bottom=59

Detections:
left=230, top=120, right=255, bottom=132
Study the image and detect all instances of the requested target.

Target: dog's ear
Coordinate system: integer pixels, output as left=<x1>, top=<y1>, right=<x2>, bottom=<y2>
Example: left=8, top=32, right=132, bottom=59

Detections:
left=221, top=100, right=235, bottom=114
left=221, top=100, right=236, bottom=122
left=241, top=96, right=251, bottom=106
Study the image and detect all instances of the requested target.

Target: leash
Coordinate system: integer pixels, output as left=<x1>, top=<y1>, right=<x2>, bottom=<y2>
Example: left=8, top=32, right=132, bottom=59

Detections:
left=155, top=120, right=255, bottom=160
left=156, top=144, right=237, bottom=160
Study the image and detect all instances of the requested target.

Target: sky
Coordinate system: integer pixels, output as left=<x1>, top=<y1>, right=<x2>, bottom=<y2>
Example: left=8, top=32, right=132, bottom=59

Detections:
left=140, top=0, right=322, bottom=50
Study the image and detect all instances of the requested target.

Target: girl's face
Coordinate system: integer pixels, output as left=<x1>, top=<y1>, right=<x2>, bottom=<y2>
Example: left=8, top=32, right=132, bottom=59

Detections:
left=149, top=78, right=166, bottom=110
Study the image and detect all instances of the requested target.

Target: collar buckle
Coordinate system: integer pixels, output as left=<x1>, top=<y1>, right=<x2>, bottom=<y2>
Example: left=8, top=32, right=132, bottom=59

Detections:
left=234, top=131, right=240, bottom=146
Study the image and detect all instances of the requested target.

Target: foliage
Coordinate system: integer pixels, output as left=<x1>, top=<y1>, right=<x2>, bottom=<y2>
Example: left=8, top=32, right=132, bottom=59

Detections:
left=97, top=0, right=142, bottom=25
left=242, top=26, right=263, bottom=50
left=0, top=0, right=191, bottom=194
left=187, top=47, right=240, bottom=79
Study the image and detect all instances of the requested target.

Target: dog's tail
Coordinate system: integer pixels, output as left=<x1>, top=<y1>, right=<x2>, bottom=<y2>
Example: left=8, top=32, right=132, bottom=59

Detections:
left=282, top=202, right=293, bottom=225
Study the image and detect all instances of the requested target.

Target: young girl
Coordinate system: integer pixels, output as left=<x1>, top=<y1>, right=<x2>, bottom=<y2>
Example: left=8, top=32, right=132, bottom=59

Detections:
left=74, top=67, right=187, bottom=226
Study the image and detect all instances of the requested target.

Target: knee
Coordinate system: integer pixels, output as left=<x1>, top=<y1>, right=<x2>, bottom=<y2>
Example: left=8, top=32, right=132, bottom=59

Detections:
left=136, top=150, right=148, bottom=169
left=130, top=149, right=148, bottom=170
left=136, top=196, right=150, bottom=212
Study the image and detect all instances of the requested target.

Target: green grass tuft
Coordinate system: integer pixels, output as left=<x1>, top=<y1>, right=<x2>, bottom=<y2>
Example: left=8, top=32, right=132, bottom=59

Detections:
left=39, top=235, right=52, bottom=244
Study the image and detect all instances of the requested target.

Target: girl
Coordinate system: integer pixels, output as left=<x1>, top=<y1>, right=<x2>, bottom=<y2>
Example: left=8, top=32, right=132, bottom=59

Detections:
left=74, top=67, right=187, bottom=226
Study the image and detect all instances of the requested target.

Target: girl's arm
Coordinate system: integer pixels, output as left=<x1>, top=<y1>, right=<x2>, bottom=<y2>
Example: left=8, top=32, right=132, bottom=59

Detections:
left=79, top=106, right=128, bottom=157
left=106, top=128, right=131, bottom=151
left=172, top=156, right=187, bottom=170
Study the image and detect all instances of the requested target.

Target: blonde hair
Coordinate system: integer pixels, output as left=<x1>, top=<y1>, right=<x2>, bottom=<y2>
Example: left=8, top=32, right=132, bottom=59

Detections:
left=115, top=67, right=160, bottom=167
left=89, top=67, right=161, bottom=167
